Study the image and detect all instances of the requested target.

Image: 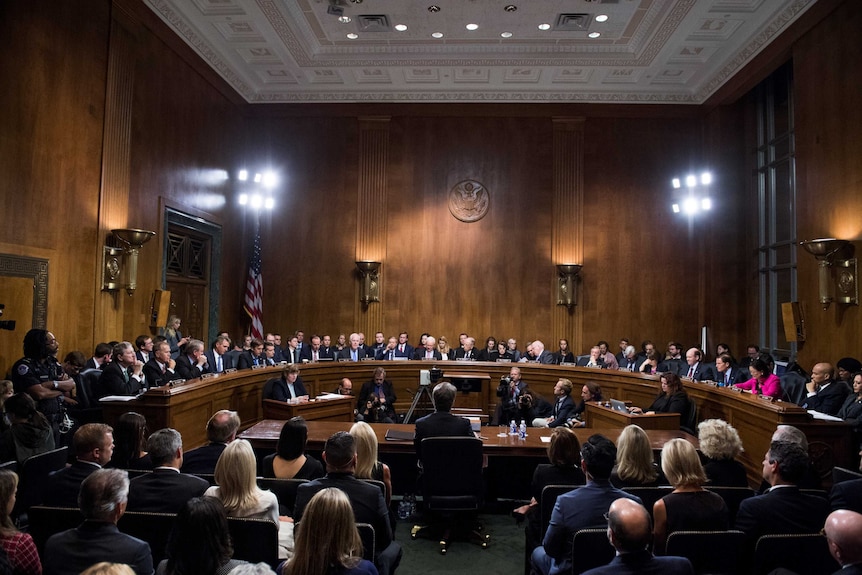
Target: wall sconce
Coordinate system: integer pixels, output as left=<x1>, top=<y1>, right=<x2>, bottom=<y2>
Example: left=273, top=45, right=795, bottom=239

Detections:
left=355, top=261, right=381, bottom=305
left=556, top=264, right=582, bottom=309
left=102, top=228, right=156, bottom=296
left=799, top=238, right=858, bottom=310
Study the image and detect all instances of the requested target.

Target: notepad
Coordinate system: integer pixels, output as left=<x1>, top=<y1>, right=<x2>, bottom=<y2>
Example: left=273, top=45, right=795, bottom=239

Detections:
left=384, top=429, right=414, bottom=441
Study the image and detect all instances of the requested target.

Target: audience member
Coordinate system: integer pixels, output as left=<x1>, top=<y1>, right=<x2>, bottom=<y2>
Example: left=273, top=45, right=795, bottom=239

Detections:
left=205, top=439, right=279, bottom=523
left=610, top=425, right=663, bottom=488
left=735, top=357, right=782, bottom=398
left=0, top=381, right=12, bottom=432
left=85, top=343, right=113, bottom=371
left=0, top=393, right=55, bottom=464
left=829, top=447, right=862, bottom=513
left=413, top=382, right=474, bottom=462
left=43, top=423, right=114, bottom=507
left=126, top=428, right=208, bottom=513
left=696, top=419, right=748, bottom=487
left=356, top=368, right=396, bottom=424
left=157, top=497, right=248, bottom=575
left=43, top=469, right=153, bottom=575
left=531, top=434, right=642, bottom=575
left=181, top=410, right=240, bottom=475
left=0, top=470, right=41, bottom=575
left=759, top=425, right=821, bottom=491
left=567, top=382, right=602, bottom=428
left=285, top=488, right=378, bottom=575
left=106, top=412, right=151, bottom=470
left=652, top=438, right=728, bottom=553
left=350, top=422, right=392, bottom=507
left=261, top=417, right=324, bottom=483
left=715, top=343, right=735, bottom=364
left=533, top=379, right=576, bottom=428
left=823, top=509, right=862, bottom=574
left=580, top=498, right=694, bottom=575
left=133, top=336, right=153, bottom=365
left=141, top=341, right=177, bottom=388
left=801, top=362, right=851, bottom=416
left=80, top=564, right=135, bottom=575
left=263, top=364, right=308, bottom=403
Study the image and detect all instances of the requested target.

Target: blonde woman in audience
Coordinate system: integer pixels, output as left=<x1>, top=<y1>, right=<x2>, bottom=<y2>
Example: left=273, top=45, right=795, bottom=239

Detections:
left=283, top=488, right=377, bottom=575
left=653, top=438, right=728, bottom=554
left=350, top=422, right=392, bottom=506
left=697, top=419, right=748, bottom=487
left=160, top=315, right=189, bottom=359
left=610, top=425, right=663, bottom=488
left=81, top=564, right=135, bottom=575
left=0, top=469, right=42, bottom=575
left=436, top=336, right=451, bottom=361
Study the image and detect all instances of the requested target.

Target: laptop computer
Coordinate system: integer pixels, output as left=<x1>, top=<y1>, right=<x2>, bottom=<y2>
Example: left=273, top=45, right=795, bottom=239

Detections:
left=610, top=399, right=629, bottom=413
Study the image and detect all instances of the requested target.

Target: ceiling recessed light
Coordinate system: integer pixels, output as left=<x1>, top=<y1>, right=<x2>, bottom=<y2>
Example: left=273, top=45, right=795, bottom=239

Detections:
left=465, top=23, right=478, bottom=31
left=338, top=16, right=351, bottom=24
left=588, top=32, right=601, bottom=38
left=347, top=33, right=358, bottom=39
left=394, top=24, right=408, bottom=32
left=501, top=32, right=513, bottom=38
left=431, top=32, right=444, bottom=38
left=595, top=14, right=609, bottom=23
left=538, top=23, right=551, bottom=31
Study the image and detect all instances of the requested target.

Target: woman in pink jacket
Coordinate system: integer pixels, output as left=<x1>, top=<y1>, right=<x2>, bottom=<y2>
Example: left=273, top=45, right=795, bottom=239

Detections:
left=735, top=357, right=782, bottom=399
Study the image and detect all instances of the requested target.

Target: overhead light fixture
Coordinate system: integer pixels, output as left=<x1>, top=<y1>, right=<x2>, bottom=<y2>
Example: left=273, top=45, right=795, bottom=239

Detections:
left=670, top=171, right=713, bottom=216
left=501, top=32, right=513, bottom=38
left=538, top=23, right=551, bottom=31
left=238, top=170, right=248, bottom=181
left=588, top=32, right=601, bottom=38
left=262, top=171, right=278, bottom=188
left=428, top=5, right=440, bottom=13
left=338, top=16, right=351, bottom=24
left=800, top=239, right=858, bottom=310
left=347, top=33, right=358, bottom=39
left=394, top=24, right=408, bottom=31
left=504, top=5, right=517, bottom=12
left=595, top=14, right=609, bottom=22
left=432, top=32, right=444, bottom=38
left=466, top=23, right=478, bottom=31
left=253, top=173, right=262, bottom=183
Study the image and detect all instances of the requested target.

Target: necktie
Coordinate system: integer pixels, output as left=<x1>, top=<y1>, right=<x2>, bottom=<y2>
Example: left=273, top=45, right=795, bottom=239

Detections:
left=313, top=351, right=318, bottom=361
left=389, top=351, right=394, bottom=360
left=399, top=344, right=404, bottom=353
left=725, top=372, right=730, bottom=385
left=687, top=367, right=694, bottom=378
left=352, top=350, right=357, bottom=361
left=216, top=355, right=222, bottom=373
left=124, top=368, right=130, bottom=382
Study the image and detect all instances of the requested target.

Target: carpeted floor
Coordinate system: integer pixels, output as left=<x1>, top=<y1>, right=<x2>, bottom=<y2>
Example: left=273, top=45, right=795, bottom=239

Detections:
left=394, top=505, right=525, bottom=575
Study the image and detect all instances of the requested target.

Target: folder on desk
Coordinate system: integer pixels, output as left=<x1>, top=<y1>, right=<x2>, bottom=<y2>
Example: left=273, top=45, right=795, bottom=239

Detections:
left=384, top=429, right=414, bottom=442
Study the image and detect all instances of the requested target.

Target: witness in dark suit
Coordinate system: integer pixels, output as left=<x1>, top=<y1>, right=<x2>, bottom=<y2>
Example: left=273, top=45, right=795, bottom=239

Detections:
left=142, top=341, right=177, bottom=388
left=95, top=342, right=145, bottom=399
left=43, top=468, right=153, bottom=575
left=412, top=336, right=443, bottom=360
left=735, top=440, right=831, bottom=543
left=236, top=339, right=264, bottom=370
left=696, top=418, right=749, bottom=487
left=126, top=428, right=208, bottom=513
left=823, top=509, right=862, bottom=575
left=174, top=340, right=210, bottom=381
left=43, top=423, right=114, bottom=507
left=413, top=382, right=474, bottom=460
left=263, top=364, right=308, bottom=402
left=180, top=410, right=240, bottom=475
left=204, top=335, right=233, bottom=374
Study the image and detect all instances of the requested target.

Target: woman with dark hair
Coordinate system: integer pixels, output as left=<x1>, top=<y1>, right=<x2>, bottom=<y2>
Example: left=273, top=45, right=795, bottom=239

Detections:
left=0, top=394, right=55, bottom=464
left=262, top=417, right=324, bottom=480
left=107, top=412, right=152, bottom=470
left=554, top=339, right=575, bottom=365
left=0, top=469, right=42, bottom=575
left=638, top=350, right=661, bottom=375
left=837, top=358, right=862, bottom=386
left=477, top=336, right=497, bottom=362
left=157, top=497, right=248, bottom=575
left=837, top=371, right=862, bottom=431
left=735, top=357, right=781, bottom=398
left=629, top=372, right=692, bottom=415
left=494, top=341, right=512, bottom=362
left=715, top=343, right=736, bottom=364
left=567, top=382, right=602, bottom=428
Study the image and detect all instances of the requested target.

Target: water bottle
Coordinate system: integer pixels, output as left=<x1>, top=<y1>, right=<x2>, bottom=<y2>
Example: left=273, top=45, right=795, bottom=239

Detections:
left=397, top=495, right=414, bottom=520
left=518, top=420, right=527, bottom=440
left=510, top=419, right=517, bottom=435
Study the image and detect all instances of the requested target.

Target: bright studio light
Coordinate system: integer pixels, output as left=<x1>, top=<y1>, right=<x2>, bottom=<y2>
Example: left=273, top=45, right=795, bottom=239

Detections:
left=238, top=193, right=248, bottom=205
left=238, top=170, right=248, bottom=181
left=672, top=178, right=681, bottom=189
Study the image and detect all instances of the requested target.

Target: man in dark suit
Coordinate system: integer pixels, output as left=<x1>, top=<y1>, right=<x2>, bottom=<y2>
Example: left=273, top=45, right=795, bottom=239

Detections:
left=576, top=346, right=606, bottom=368
left=678, top=347, right=718, bottom=381
left=142, top=340, right=178, bottom=388
left=181, top=410, right=240, bottom=475
left=530, top=340, right=557, bottom=365
left=126, top=428, right=208, bottom=513
left=356, top=367, right=397, bottom=423
left=715, top=353, right=747, bottom=386
left=300, top=335, right=324, bottom=362
left=134, top=335, right=153, bottom=365
left=263, top=364, right=308, bottom=402
left=282, top=335, right=302, bottom=364
left=85, top=342, right=112, bottom=371
left=93, top=342, right=145, bottom=400
left=619, top=345, right=643, bottom=372
left=44, top=468, right=153, bottom=575
left=414, top=382, right=474, bottom=460
left=493, top=365, right=529, bottom=425
left=204, top=335, right=234, bottom=373
left=452, top=336, right=478, bottom=360
left=801, top=362, right=851, bottom=416
left=319, top=335, right=336, bottom=360
left=735, top=440, right=831, bottom=543
left=824, top=509, right=862, bottom=575
left=532, top=435, right=642, bottom=575
left=581, top=498, right=694, bottom=575
left=413, top=336, right=443, bottom=360
left=393, top=332, right=413, bottom=359
left=294, top=432, right=401, bottom=575
left=534, top=378, right=577, bottom=428
left=44, top=423, right=114, bottom=507
left=338, top=333, right=368, bottom=361
left=174, top=339, right=210, bottom=380
left=830, top=448, right=862, bottom=513
left=262, top=341, right=279, bottom=366
left=236, top=338, right=265, bottom=369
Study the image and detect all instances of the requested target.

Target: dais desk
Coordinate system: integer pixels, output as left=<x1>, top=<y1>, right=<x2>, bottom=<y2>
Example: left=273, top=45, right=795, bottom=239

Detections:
left=585, top=402, right=680, bottom=430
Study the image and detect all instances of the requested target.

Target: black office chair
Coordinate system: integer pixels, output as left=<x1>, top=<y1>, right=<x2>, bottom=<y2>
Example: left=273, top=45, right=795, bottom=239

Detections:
left=571, top=528, right=615, bottom=574
left=228, top=516, right=279, bottom=567
left=26, top=505, right=82, bottom=555
left=118, top=510, right=177, bottom=566
left=13, top=446, right=69, bottom=522
left=73, top=368, right=104, bottom=423
left=780, top=372, right=808, bottom=405
left=0, top=460, right=18, bottom=473
left=704, top=486, right=755, bottom=524
left=411, top=436, right=489, bottom=554
left=540, top=485, right=580, bottom=538
left=257, top=477, right=307, bottom=516
left=832, top=465, right=862, bottom=484
left=665, top=530, right=746, bottom=575
left=681, top=397, right=698, bottom=435
left=356, top=523, right=376, bottom=561
left=620, top=486, right=673, bottom=516
left=753, top=533, right=839, bottom=575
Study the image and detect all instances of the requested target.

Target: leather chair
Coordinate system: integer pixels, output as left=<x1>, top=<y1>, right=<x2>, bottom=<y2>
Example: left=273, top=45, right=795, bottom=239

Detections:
left=832, top=465, right=862, bottom=484
left=26, top=505, right=82, bottom=554
left=571, top=528, right=615, bottom=574
left=227, top=516, right=279, bottom=567
left=620, top=486, right=673, bottom=516
left=753, top=533, right=839, bottom=575
left=118, top=510, right=176, bottom=566
left=410, top=436, right=489, bottom=554
left=73, top=368, right=104, bottom=423
left=681, top=397, right=698, bottom=435
left=14, top=446, right=69, bottom=522
left=257, top=477, right=307, bottom=516
left=780, top=372, right=808, bottom=405
left=704, top=486, right=755, bottom=524
left=356, top=523, right=375, bottom=561
left=665, top=530, right=746, bottom=575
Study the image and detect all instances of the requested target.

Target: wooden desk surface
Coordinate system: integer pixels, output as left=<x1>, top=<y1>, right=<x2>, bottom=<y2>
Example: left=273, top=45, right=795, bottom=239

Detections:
left=585, top=402, right=680, bottom=430
left=239, top=419, right=698, bottom=457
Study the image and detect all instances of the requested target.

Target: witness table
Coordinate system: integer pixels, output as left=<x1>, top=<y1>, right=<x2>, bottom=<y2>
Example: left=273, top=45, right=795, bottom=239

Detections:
left=584, top=402, right=680, bottom=430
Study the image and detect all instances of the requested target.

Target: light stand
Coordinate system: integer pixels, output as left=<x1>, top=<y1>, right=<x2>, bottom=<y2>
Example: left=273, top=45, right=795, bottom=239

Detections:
left=403, top=367, right=442, bottom=424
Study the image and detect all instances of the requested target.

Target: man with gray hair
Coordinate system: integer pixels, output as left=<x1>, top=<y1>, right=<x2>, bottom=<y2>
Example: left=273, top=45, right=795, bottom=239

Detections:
left=531, top=340, right=556, bottom=365
left=414, top=382, right=474, bottom=459
left=127, top=428, right=208, bottom=512
left=44, top=468, right=153, bottom=575
left=181, top=409, right=241, bottom=474
left=175, top=338, right=210, bottom=380
left=620, top=345, right=641, bottom=372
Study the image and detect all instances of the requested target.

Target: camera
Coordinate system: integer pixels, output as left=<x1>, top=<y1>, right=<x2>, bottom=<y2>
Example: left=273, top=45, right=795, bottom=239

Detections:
left=496, top=375, right=512, bottom=397
left=365, top=397, right=388, bottom=423
left=518, top=393, right=534, bottom=409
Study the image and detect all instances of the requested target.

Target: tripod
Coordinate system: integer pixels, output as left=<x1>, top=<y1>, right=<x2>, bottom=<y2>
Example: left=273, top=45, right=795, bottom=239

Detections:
left=404, top=384, right=435, bottom=424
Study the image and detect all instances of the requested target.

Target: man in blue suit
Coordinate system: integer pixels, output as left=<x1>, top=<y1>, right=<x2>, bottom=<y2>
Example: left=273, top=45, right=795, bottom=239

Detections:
left=204, top=335, right=234, bottom=373
left=581, top=498, right=693, bottom=575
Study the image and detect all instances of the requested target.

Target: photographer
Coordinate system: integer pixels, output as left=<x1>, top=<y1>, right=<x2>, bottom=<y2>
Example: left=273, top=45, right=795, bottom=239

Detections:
left=357, top=367, right=397, bottom=423
left=494, top=366, right=528, bottom=425
left=518, top=389, right=553, bottom=426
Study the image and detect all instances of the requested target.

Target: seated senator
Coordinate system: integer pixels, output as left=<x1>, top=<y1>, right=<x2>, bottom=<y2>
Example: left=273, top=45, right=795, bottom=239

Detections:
left=734, top=357, right=782, bottom=399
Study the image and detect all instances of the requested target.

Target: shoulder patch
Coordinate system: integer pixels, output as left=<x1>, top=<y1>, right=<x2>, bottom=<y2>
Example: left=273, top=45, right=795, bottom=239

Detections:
left=17, top=363, right=30, bottom=376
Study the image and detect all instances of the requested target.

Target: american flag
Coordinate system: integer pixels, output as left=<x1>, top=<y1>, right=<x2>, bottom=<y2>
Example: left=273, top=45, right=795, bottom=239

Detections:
left=243, top=221, right=264, bottom=340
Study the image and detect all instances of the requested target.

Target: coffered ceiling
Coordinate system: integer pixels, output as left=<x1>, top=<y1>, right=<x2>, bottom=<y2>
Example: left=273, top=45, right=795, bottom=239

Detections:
left=144, top=0, right=816, bottom=104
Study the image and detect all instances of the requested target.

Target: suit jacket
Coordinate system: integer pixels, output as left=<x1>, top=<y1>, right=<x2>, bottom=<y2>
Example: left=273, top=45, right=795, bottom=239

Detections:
left=801, top=380, right=852, bottom=416
left=236, top=351, right=264, bottom=370
left=283, top=347, right=302, bottom=364
left=356, top=380, right=397, bottom=418
left=295, top=473, right=393, bottom=556
left=175, top=354, right=209, bottom=380
left=94, top=362, right=144, bottom=399
left=204, top=349, right=234, bottom=373
left=134, top=351, right=151, bottom=364
left=576, top=356, right=605, bottom=368
left=534, top=350, right=557, bottom=365
left=830, top=478, right=862, bottom=513
left=831, top=565, right=862, bottom=575
left=44, top=521, right=153, bottom=575
left=337, top=347, right=368, bottom=361
left=84, top=358, right=102, bottom=371
left=180, top=442, right=227, bottom=475
left=126, top=468, right=209, bottom=513
left=581, top=550, right=693, bottom=575
left=717, top=367, right=748, bottom=386
left=319, top=346, right=336, bottom=360
left=263, top=375, right=309, bottom=402
left=678, top=362, right=718, bottom=381
left=392, top=343, right=413, bottom=359
left=43, top=460, right=102, bottom=508
left=412, top=348, right=443, bottom=361
left=452, top=348, right=478, bottom=361
left=414, top=411, right=474, bottom=459
left=142, top=359, right=176, bottom=388
left=735, top=485, right=831, bottom=543
left=547, top=395, right=576, bottom=428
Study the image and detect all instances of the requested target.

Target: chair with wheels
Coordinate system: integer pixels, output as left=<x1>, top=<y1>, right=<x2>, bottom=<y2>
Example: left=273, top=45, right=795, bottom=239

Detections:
left=665, top=529, right=746, bottom=575
left=411, top=436, right=489, bottom=554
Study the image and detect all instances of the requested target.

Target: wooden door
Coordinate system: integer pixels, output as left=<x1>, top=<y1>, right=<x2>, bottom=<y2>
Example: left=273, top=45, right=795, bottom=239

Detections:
left=165, top=227, right=210, bottom=343
left=0, top=276, right=34, bottom=378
